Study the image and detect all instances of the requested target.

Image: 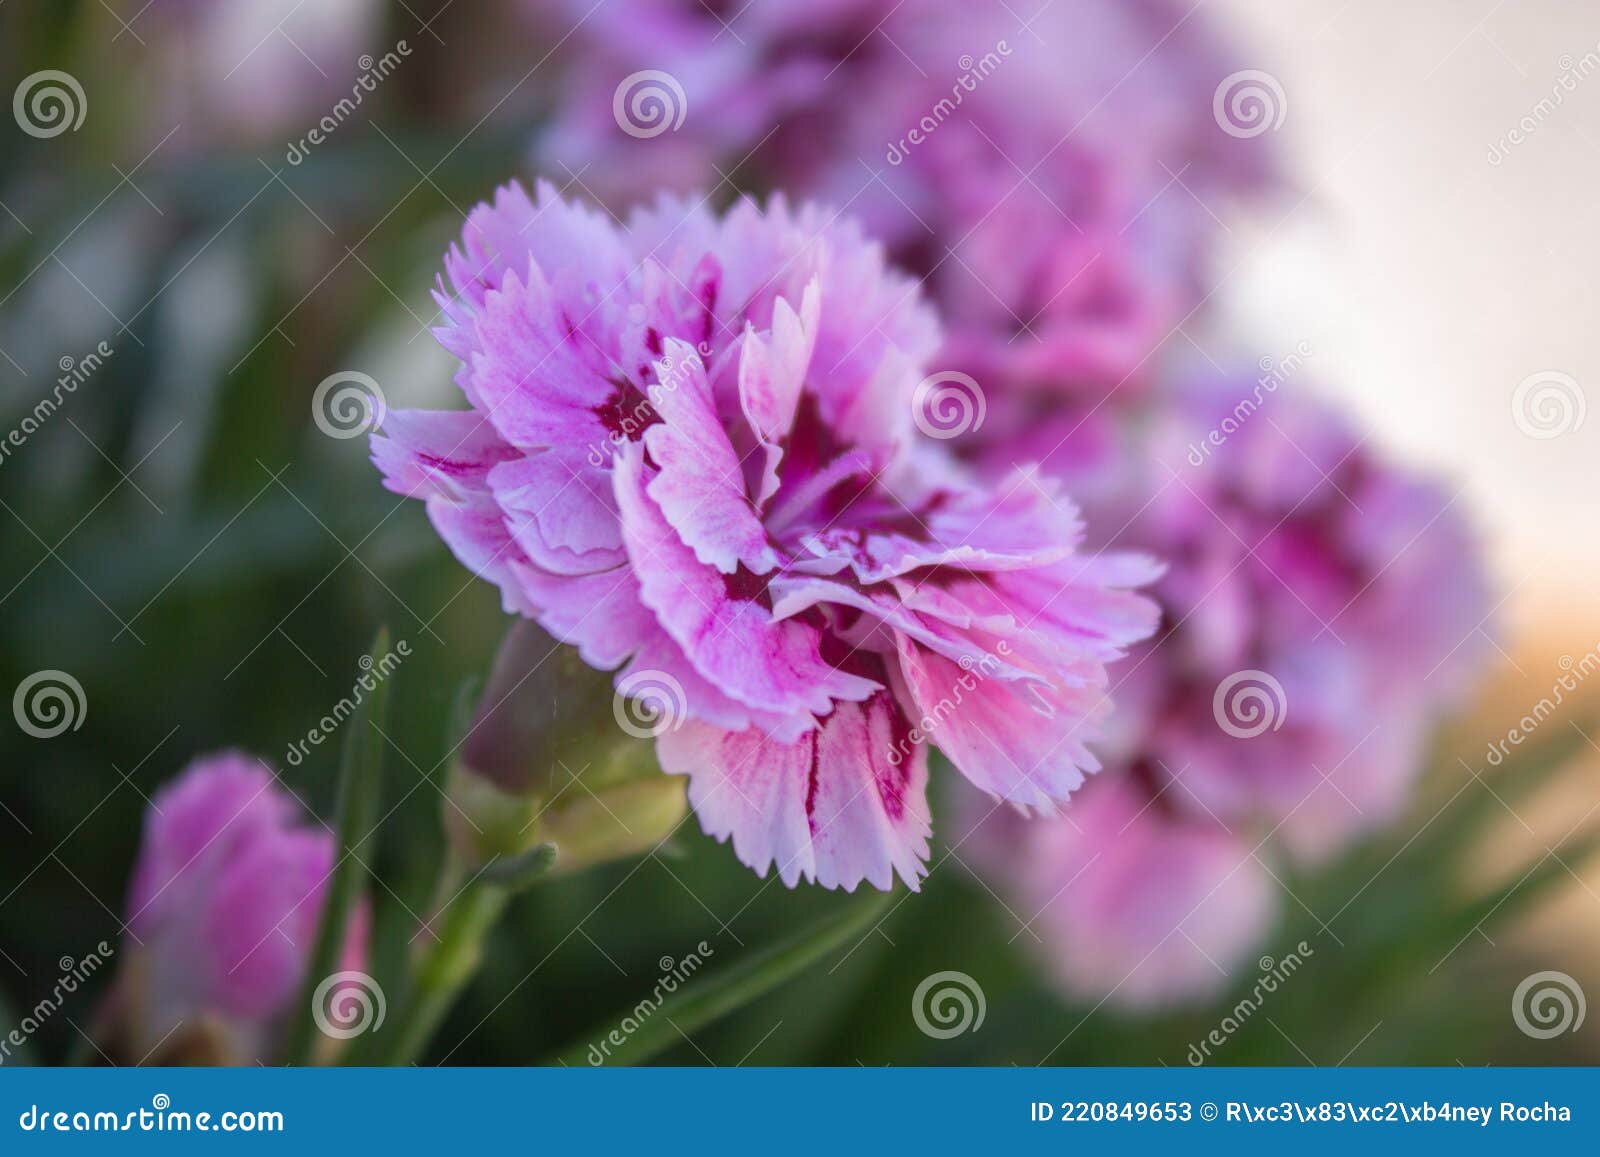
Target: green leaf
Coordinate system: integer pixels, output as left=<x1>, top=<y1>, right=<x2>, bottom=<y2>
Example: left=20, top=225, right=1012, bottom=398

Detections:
left=281, top=627, right=394, bottom=1066
left=549, top=888, right=894, bottom=1067
left=1412, top=719, right=1598, bottom=866
left=1439, top=825, right=1600, bottom=943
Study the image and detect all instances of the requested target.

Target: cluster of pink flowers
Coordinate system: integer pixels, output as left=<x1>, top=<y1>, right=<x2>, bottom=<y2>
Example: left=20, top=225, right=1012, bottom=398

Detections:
left=107, top=0, right=1490, bottom=1024
left=963, top=377, right=1488, bottom=1005
left=525, top=0, right=1273, bottom=404
left=355, top=0, right=1484, bottom=1003
left=372, top=181, right=1161, bottom=890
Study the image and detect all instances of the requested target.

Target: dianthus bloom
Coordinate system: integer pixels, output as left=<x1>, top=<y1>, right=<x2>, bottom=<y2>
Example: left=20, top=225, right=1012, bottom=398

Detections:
left=963, top=374, right=1490, bottom=1006
left=104, top=752, right=365, bottom=1064
left=526, top=0, right=1274, bottom=402
left=372, top=180, right=1160, bottom=890
left=962, top=777, right=1275, bottom=1008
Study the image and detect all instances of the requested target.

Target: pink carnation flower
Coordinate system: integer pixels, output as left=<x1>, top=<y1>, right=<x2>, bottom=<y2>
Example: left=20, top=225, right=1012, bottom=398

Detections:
left=1093, top=376, right=1490, bottom=858
left=963, top=375, right=1490, bottom=1006
left=372, top=180, right=1160, bottom=890
left=111, top=751, right=364, bottom=1063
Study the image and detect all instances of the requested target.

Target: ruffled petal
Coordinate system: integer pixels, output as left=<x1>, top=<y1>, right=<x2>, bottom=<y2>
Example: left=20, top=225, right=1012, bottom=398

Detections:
left=467, top=262, right=634, bottom=453
left=614, top=444, right=877, bottom=719
left=801, top=468, right=1082, bottom=583
left=893, top=632, right=1107, bottom=811
left=643, top=340, right=777, bottom=574
left=369, top=408, right=519, bottom=503
left=656, top=691, right=930, bottom=890
left=488, top=450, right=624, bottom=576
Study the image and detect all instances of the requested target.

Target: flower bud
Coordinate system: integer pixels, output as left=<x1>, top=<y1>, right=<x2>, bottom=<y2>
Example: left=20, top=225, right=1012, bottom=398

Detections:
left=445, top=621, right=686, bottom=871
left=98, top=752, right=367, bottom=1065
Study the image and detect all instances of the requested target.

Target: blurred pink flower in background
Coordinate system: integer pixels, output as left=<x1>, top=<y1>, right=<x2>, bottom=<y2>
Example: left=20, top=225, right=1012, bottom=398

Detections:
left=962, top=776, right=1275, bottom=1009
left=104, top=751, right=365, bottom=1064
left=963, top=374, right=1491, bottom=1006
left=525, top=0, right=1276, bottom=405
left=137, top=0, right=382, bottom=145
left=371, top=179, right=1162, bottom=891
left=1089, top=374, right=1490, bottom=858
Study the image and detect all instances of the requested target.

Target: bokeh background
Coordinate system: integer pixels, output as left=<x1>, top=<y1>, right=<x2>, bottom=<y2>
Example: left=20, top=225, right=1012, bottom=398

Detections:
left=1, top=0, right=1596, bottom=1066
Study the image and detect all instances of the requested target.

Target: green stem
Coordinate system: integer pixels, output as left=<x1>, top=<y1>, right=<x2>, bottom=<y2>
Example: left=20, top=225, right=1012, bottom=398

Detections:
left=549, top=888, right=893, bottom=1067
left=282, top=627, right=393, bottom=1067
left=377, top=842, right=557, bottom=1067
left=381, top=866, right=510, bottom=1067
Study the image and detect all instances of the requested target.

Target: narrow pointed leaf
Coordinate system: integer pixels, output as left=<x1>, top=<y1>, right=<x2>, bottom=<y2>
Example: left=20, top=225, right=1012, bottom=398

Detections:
left=282, top=627, right=394, bottom=1066
left=550, top=889, right=893, bottom=1067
